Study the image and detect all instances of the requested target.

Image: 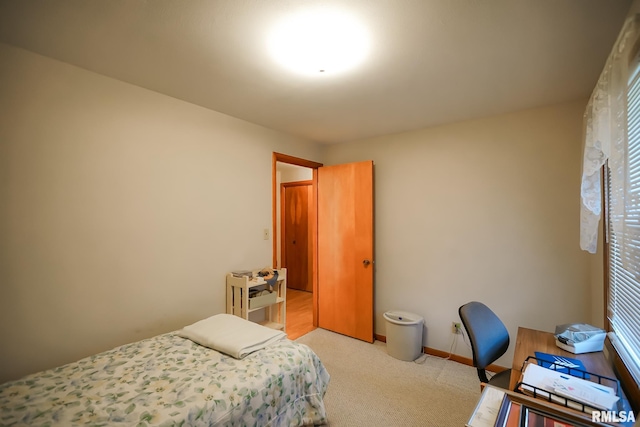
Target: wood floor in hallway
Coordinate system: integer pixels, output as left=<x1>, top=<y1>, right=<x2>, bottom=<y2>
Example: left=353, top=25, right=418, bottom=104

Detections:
left=286, top=288, right=315, bottom=340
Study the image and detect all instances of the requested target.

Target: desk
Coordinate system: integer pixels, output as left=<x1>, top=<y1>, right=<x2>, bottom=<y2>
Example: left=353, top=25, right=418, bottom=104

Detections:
left=510, top=327, right=615, bottom=391
left=509, top=327, right=633, bottom=426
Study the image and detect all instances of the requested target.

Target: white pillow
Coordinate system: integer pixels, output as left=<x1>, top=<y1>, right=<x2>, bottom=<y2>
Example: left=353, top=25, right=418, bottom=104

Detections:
left=177, top=313, right=286, bottom=359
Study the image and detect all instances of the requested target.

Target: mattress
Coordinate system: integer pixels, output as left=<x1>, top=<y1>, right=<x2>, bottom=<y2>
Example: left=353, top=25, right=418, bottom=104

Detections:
left=0, top=332, right=330, bottom=426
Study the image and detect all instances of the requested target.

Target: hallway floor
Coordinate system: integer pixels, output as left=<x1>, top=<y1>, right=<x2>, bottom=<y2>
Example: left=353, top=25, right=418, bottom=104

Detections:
left=286, top=288, right=315, bottom=340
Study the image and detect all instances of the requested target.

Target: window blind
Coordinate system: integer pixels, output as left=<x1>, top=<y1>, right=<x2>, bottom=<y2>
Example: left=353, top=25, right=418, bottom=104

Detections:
left=606, top=54, right=640, bottom=383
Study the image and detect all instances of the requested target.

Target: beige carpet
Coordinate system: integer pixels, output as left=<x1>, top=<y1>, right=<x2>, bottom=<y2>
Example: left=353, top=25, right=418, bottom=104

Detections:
left=296, top=328, right=482, bottom=426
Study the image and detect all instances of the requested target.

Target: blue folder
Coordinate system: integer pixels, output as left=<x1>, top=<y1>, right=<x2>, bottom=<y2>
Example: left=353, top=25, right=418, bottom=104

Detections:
left=534, top=351, right=589, bottom=379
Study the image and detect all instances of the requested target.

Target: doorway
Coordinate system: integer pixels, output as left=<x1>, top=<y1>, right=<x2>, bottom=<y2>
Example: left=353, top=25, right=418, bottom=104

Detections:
left=273, top=153, right=322, bottom=339
left=272, top=153, right=375, bottom=343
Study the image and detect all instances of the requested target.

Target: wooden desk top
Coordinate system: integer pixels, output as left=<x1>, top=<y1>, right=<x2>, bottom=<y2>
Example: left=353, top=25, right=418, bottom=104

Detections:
left=509, top=327, right=616, bottom=391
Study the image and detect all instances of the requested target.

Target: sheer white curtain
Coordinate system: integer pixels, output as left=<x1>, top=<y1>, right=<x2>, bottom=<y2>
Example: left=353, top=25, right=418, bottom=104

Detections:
left=580, top=14, right=640, bottom=254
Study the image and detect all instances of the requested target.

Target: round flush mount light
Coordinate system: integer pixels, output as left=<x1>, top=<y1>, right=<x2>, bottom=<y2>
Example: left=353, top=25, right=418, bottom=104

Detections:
left=268, top=7, right=370, bottom=76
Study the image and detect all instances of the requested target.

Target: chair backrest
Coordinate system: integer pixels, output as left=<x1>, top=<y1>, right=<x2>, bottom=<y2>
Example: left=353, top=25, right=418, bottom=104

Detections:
left=459, top=301, right=510, bottom=381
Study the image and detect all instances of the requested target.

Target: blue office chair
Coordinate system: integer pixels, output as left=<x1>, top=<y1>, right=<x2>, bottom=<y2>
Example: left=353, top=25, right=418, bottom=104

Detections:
left=458, top=301, right=511, bottom=389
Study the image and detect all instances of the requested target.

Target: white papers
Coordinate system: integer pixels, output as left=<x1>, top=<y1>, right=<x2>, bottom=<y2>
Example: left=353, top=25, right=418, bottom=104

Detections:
left=519, top=363, right=619, bottom=410
left=466, top=386, right=506, bottom=427
left=553, top=379, right=619, bottom=411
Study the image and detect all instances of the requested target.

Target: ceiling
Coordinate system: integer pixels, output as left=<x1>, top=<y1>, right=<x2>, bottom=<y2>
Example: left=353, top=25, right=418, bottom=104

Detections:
left=0, top=0, right=632, bottom=144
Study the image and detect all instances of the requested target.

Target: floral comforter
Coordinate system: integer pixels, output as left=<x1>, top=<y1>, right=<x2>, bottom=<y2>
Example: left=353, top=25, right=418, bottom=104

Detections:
left=0, top=333, right=330, bottom=426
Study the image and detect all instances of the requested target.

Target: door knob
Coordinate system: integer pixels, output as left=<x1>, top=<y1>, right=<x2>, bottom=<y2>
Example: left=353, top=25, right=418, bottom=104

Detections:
left=363, top=259, right=371, bottom=266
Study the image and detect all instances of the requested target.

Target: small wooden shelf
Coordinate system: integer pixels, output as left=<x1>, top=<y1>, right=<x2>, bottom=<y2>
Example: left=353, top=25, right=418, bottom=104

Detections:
left=226, top=268, right=287, bottom=331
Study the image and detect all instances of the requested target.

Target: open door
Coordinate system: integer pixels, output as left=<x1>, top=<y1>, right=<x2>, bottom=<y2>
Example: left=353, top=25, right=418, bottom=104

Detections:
left=317, top=161, right=374, bottom=342
left=272, top=154, right=374, bottom=340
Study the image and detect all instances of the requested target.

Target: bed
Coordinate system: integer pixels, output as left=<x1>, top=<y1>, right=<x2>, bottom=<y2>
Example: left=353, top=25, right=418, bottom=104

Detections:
left=0, top=316, right=330, bottom=426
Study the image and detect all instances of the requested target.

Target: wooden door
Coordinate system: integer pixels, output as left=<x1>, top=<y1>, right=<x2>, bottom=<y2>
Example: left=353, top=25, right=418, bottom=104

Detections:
left=318, top=161, right=374, bottom=342
left=282, top=182, right=312, bottom=292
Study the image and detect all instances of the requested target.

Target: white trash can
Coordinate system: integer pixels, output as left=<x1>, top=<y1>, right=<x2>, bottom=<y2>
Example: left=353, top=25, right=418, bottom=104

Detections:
left=383, top=310, right=424, bottom=361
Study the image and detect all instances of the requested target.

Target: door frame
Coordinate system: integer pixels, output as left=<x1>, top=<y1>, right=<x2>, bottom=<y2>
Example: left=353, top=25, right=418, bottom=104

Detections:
left=272, top=152, right=323, bottom=326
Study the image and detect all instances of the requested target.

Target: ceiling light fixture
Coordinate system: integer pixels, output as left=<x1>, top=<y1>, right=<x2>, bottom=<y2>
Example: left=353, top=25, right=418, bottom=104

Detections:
left=268, top=7, right=370, bottom=76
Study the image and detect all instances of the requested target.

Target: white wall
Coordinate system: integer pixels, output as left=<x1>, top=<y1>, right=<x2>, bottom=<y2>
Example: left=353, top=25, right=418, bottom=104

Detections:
left=0, top=43, right=324, bottom=383
left=324, top=100, right=591, bottom=367
left=628, top=0, right=640, bottom=17
left=0, top=37, right=602, bottom=380
left=279, top=165, right=313, bottom=183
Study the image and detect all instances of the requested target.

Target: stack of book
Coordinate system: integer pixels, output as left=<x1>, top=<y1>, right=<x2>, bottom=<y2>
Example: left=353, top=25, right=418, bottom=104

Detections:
left=231, top=270, right=253, bottom=278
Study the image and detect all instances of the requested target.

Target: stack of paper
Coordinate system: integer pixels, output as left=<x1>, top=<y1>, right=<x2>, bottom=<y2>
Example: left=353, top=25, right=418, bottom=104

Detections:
left=519, top=363, right=619, bottom=411
left=466, top=386, right=506, bottom=427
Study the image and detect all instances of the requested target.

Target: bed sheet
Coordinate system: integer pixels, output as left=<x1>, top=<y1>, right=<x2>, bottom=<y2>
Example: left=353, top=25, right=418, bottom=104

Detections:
left=0, top=333, right=329, bottom=426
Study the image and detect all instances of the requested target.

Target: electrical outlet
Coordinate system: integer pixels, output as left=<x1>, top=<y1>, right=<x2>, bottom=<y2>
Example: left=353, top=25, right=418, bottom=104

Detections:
left=452, top=322, right=462, bottom=334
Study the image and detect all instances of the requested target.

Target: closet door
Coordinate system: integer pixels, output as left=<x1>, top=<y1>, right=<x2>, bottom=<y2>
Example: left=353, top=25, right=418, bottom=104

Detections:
left=282, top=182, right=312, bottom=292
